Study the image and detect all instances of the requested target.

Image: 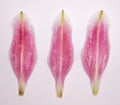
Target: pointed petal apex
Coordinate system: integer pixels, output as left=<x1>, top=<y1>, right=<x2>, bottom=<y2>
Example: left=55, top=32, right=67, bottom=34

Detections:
left=99, top=10, right=103, bottom=21
left=61, top=10, right=65, bottom=25
left=20, top=11, right=24, bottom=23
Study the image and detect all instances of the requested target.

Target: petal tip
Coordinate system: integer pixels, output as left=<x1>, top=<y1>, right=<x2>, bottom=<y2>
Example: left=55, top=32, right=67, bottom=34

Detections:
left=92, top=87, right=99, bottom=95
left=92, top=79, right=99, bottom=95
left=99, top=10, right=103, bottom=21
left=56, top=83, right=63, bottom=98
left=18, top=81, right=25, bottom=96
left=20, top=11, right=24, bottom=22
left=56, top=86, right=63, bottom=98
left=61, top=10, right=65, bottom=25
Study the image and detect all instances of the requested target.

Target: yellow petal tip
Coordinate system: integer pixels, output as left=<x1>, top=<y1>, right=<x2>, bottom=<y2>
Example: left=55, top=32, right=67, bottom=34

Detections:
left=99, top=10, right=103, bottom=21
left=20, top=11, right=24, bottom=22
left=92, top=87, right=99, bottom=95
left=56, top=83, right=63, bottom=98
left=56, top=87, right=62, bottom=98
left=61, top=10, right=65, bottom=25
left=92, top=78, right=99, bottom=95
left=18, top=80, right=25, bottom=96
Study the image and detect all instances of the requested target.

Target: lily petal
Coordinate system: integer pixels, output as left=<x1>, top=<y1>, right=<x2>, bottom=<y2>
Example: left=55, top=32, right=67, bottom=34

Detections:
left=48, top=10, right=74, bottom=97
left=81, top=10, right=110, bottom=95
left=9, top=11, right=37, bottom=96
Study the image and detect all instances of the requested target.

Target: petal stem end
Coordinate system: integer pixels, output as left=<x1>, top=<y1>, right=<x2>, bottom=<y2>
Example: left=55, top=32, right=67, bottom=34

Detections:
left=92, top=79, right=99, bottom=95
left=56, top=83, right=63, bottom=98
left=18, top=80, right=25, bottom=96
left=92, top=86, right=99, bottom=95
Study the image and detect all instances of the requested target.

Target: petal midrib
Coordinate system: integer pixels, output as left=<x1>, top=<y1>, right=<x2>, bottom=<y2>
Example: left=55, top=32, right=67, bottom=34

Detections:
left=94, top=11, right=103, bottom=83
left=20, top=11, right=25, bottom=79
left=59, top=10, right=64, bottom=80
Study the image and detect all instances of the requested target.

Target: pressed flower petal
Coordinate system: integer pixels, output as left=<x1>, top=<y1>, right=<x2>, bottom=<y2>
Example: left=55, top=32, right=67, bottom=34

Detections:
left=81, top=10, right=110, bottom=95
left=48, top=10, right=74, bottom=97
left=9, top=11, right=37, bottom=96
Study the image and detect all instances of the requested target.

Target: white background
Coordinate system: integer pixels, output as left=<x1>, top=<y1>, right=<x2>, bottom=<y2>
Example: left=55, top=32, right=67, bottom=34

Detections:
left=0, top=0, right=120, bottom=105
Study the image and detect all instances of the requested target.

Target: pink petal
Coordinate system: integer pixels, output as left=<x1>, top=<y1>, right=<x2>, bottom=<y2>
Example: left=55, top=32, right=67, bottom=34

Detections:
left=9, top=11, right=37, bottom=96
left=81, top=10, right=110, bottom=95
left=48, top=10, right=74, bottom=97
